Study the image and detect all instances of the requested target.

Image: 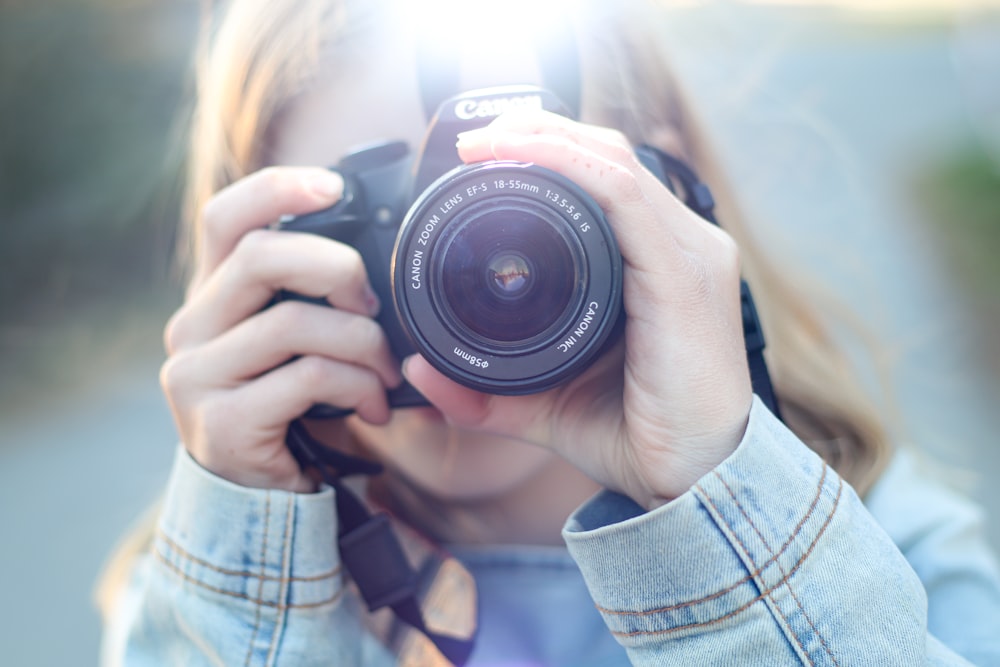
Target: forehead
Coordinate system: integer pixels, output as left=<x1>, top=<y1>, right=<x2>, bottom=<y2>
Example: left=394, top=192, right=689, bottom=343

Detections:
left=268, top=21, right=545, bottom=168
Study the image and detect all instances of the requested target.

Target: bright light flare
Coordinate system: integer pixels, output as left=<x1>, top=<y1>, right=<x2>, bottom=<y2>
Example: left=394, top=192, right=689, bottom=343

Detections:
left=400, top=0, right=579, bottom=53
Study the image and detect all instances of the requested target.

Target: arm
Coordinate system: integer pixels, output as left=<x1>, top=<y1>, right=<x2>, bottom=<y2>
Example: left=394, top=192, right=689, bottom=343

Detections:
left=101, top=447, right=393, bottom=667
left=100, top=166, right=404, bottom=664
left=564, top=398, right=992, bottom=666
left=867, top=447, right=1000, bottom=665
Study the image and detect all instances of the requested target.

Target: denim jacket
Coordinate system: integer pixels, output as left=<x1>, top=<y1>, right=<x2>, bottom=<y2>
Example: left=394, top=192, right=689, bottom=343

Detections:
left=101, top=398, right=1000, bottom=666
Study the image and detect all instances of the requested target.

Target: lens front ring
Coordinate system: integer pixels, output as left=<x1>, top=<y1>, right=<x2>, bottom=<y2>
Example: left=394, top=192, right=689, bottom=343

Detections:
left=392, top=160, right=622, bottom=395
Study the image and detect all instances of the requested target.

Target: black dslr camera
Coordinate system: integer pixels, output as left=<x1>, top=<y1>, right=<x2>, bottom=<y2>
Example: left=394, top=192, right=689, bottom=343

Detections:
left=282, top=86, right=636, bottom=416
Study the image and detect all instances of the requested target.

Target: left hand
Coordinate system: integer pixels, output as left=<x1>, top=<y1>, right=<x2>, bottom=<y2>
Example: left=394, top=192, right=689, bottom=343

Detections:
left=403, top=109, right=753, bottom=509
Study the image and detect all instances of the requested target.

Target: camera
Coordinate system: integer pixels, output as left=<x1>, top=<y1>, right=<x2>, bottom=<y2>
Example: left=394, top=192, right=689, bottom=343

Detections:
left=280, top=86, right=628, bottom=416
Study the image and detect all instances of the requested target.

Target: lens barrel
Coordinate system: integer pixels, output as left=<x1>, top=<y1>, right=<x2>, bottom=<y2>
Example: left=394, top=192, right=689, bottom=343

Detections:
left=392, top=161, right=621, bottom=394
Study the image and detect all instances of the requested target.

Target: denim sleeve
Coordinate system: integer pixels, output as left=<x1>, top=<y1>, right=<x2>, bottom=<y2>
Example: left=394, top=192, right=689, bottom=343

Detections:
left=866, top=448, right=1000, bottom=666
left=563, top=396, right=983, bottom=666
left=102, top=447, right=393, bottom=667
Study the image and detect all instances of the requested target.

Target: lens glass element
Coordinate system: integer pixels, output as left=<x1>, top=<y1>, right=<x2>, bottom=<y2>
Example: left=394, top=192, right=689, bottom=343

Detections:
left=439, top=205, right=579, bottom=346
left=488, top=252, right=532, bottom=298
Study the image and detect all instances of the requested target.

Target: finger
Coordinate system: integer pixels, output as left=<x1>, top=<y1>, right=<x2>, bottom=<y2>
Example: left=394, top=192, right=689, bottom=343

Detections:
left=167, top=229, right=378, bottom=351
left=478, top=109, right=682, bottom=198
left=459, top=108, right=630, bottom=160
left=458, top=108, right=649, bottom=193
left=192, top=166, right=345, bottom=292
left=176, top=300, right=403, bottom=389
left=229, top=354, right=394, bottom=426
left=456, top=116, right=743, bottom=336
left=463, top=128, right=684, bottom=270
left=457, top=111, right=721, bottom=257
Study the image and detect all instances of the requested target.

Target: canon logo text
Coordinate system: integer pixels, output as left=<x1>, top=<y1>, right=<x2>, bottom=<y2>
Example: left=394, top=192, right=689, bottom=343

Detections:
left=454, top=95, right=543, bottom=120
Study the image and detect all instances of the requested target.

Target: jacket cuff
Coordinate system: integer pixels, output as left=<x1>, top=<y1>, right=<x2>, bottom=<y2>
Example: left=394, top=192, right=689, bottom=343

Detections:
left=563, top=396, right=854, bottom=645
left=155, top=447, right=342, bottom=610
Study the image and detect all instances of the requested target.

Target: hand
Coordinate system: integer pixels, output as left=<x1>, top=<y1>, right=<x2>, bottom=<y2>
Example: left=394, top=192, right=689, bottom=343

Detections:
left=403, top=110, right=753, bottom=509
left=160, top=167, right=403, bottom=492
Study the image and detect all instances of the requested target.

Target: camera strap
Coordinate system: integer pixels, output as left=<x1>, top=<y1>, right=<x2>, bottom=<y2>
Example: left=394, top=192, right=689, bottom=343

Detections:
left=286, top=420, right=478, bottom=666
left=637, top=145, right=783, bottom=421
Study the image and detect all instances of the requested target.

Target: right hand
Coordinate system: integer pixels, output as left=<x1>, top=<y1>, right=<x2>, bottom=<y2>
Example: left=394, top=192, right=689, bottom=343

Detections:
left=160, top=166, right=403, bottom=492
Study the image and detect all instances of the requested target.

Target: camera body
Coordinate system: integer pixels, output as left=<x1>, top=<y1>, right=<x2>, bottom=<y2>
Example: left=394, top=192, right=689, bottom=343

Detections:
left=281, top=86, right=628, bottom=416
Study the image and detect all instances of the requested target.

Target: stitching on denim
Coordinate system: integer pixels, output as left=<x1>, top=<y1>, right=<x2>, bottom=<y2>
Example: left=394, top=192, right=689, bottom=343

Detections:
left=716, top=472, right=838, bottom=667
left=783, top=578, right=831, bottom=665
left=597, top=463, right=829, bottom=617
left=244, top=491, right=271, bottom=667
left=613, top=475, right=843, bottom=638
left=266, top=496, right=295, bottom=666
left=156, top=529, right=340, bottom=582
left=610, top=475, right=843, bottom=638
left=716, top=473, right=809, bottom=664
left=712, top=472, right=812, bottom=666
left=716, top=472, right=817, bottom=666
left=153, top=548, right=343, bottom=609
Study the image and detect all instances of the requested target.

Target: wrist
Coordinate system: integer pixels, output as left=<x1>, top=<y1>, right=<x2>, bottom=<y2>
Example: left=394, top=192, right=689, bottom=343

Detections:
left=190, top=450, right=319, bottom=494
left=637, top=411, right=749, bottom=511
left=234, top=469, right=319, bottom=494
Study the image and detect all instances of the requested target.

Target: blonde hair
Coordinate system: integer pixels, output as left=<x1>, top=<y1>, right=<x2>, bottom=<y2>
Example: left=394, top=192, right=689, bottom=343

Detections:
left=101, top=0, right=894, bottom=616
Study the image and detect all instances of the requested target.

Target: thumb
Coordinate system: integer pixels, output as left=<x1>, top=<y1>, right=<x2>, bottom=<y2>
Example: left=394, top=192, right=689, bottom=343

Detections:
left=402, top=355, right=489, bottom=425
left=402, top=355, right=548, bottom=441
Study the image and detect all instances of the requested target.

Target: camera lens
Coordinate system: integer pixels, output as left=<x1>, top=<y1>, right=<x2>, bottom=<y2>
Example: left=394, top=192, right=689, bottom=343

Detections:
left=393, top=161, right=622, bottom=395
left=438, top=206, right=579, bottom=346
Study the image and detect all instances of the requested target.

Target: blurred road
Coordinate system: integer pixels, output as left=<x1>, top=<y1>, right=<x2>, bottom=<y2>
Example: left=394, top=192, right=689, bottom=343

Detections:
left=1, top=6, right=998, bottom=666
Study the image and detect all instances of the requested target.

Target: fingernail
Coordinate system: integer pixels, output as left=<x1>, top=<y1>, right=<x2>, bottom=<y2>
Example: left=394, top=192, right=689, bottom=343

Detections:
left=305, top=170, right=342, bottom=200
left=400, top=355, right=414, bottom=381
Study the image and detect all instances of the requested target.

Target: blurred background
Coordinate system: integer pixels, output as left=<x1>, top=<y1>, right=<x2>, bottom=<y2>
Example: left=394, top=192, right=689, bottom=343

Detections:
left=1, top=0, right=998, bottom=664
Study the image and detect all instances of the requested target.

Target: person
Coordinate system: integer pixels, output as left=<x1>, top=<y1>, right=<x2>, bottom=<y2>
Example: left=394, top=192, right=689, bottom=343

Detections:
left=97, top=0, right=1000, bottom=664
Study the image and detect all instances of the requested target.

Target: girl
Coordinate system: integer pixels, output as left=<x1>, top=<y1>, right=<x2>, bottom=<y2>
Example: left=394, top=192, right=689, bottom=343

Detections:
left=99, top=0, right=1000, bottom=664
